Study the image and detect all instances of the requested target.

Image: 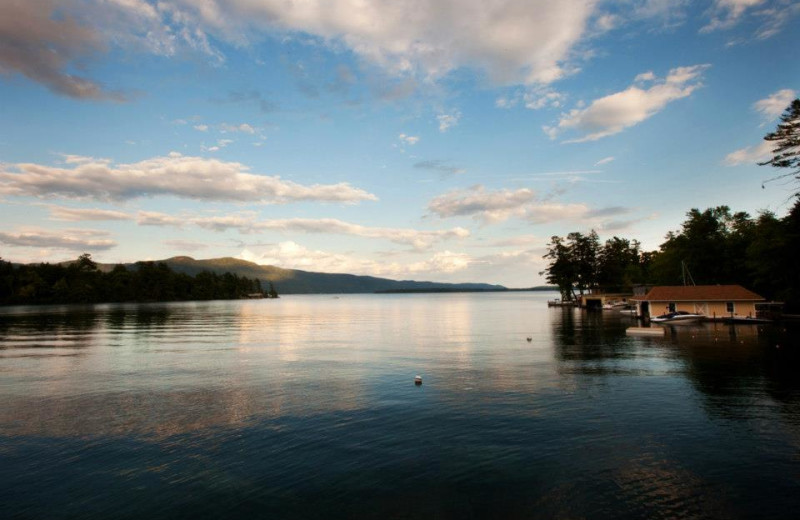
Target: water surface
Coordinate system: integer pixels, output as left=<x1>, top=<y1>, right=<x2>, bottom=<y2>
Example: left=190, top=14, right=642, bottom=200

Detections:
left=1, top=292, right=799, bottom=519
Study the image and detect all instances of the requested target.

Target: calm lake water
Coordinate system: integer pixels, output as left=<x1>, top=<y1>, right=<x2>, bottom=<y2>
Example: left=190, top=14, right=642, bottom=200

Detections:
left=1, top=292, right=799, bottom=519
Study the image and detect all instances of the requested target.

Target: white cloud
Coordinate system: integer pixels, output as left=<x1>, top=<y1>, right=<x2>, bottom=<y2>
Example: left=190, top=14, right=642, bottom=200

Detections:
left=194, top=124, right=209, bottom=131
left=546, top=64, right=709, bottom=142
left=428, top=185, right=635, bottom=227
left=221, top=123, right=256, bottom=134
left=724, top=140, right=773, bottom=166
left=48, top=206, right=132, bottom=221
left=496, top=87, right=566, bottom=110
left=210, top=217, right=469, bottom=250
left=133, top=212, right=468, bottom=250
left=594, top=156, right=615, bottom=166
left=0, top=153, right=377, bottom=204
left=0, top=227, right=116, bottom=251
left=437, top=112, right=461, bottom=132
left=398, top=133, right=420, bottom=145
left=168, top=0, right=597, bottom=86
left=239, top=241, right=471, bottom=277
left=428, top=186, right=536, bottom=223
left=753, top=89, right=796, bottom=121
left=701, top=0, right=767, bottom=33
left=137, top=211, right=187, bottom=227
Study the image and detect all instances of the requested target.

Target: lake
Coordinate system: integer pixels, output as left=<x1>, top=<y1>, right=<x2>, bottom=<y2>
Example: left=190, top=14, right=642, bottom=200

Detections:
left=1, top=292, right=799, bottom=519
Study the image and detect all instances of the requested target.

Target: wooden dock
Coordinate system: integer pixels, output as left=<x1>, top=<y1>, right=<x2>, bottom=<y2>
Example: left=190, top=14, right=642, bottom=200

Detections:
left=626, top=327, right=665, bottom=336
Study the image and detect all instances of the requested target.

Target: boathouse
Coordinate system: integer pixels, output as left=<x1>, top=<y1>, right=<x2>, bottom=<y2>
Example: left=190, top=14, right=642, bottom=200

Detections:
left=632, top=285, right=765, bottom=320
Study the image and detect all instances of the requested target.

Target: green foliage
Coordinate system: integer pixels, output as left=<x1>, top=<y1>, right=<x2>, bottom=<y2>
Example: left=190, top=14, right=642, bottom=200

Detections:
left=542, top=230, right=643, bottom=299
left=543, top=200, right=800, bottom=311
left=0, top=254, right=277, bottom=306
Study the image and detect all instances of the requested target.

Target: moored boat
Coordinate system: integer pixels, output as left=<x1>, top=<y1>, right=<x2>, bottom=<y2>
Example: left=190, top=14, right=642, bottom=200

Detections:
left=650, top=311, right=704, bottom=324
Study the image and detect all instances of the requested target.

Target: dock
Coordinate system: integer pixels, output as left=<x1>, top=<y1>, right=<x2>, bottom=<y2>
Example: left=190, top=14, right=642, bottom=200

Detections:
left=626, top=327, right=665, bottom=336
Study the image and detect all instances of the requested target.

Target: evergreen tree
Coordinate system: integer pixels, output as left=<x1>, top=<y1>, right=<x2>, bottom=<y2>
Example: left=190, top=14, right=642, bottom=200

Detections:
left=760, top=98, right=800, bottom=195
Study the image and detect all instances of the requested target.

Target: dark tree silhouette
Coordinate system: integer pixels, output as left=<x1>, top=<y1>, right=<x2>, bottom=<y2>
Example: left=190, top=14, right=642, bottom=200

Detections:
left=760, top=98, right=800, bottom=194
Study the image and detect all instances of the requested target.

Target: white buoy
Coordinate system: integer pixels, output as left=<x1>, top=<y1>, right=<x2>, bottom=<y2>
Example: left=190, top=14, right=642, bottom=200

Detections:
left=414, top=375, right=422, bottom=385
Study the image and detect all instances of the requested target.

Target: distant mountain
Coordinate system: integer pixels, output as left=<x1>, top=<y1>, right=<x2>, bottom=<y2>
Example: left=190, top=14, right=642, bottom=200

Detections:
left=112, top=256, right=507, bottom=294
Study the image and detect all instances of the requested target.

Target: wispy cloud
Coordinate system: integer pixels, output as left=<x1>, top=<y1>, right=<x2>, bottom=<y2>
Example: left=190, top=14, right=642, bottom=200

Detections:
left=398, top=133, right=420, bottom=145
left=47, top=206, right=132, bottom=221
left=545, top=65, right=708, bottom=142
left=437, top=112, right=461, bottom=132
left=413, top=160, right=465, bottom=176
left=724, top=140, right=773, bottom=166
left=496, top=87, right=565, bottom=110
left=594, top=157, right=615, bottom=166
left=753, top=88, right=796, bottom=121
left=0, top=227, right=116, bottom=251
left=239, top=241, right=472, bottom=277
left=0, top=153, right=377, bottom=204
left=428, top=185, right=635, bottom=226
left=701, top=0, right=767, bottom=33
left=136, top=213, right=469, bottom=251
left=428, top=186, right=536, bottom=223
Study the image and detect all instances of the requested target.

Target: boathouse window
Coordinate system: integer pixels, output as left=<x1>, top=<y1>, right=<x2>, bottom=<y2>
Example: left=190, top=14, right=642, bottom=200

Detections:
left=726, top=302, right=735, bottom=313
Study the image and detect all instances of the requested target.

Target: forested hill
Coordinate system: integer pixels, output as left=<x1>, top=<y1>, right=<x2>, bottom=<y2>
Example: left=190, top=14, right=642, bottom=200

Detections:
left=143, top=256, right=507, bottom=294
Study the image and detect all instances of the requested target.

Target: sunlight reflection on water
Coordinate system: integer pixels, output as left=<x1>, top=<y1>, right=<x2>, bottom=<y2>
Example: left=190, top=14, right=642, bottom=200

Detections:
left=1, top=293, right=799, bottom=519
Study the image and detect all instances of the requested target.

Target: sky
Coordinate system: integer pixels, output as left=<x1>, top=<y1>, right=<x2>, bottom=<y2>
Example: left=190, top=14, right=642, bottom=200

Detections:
left=0, top=0, right=798, bottom=288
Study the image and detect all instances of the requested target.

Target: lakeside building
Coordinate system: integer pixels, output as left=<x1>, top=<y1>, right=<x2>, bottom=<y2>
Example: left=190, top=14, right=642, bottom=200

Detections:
left=631, top=285, right=765, bottom=320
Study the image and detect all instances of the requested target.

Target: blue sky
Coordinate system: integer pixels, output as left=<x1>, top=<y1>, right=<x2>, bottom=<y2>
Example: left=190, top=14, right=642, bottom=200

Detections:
left=0, top=0, right=798, bottom=287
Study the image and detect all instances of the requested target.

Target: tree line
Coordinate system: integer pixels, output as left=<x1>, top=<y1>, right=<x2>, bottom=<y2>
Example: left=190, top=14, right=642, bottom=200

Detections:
left=0, top=254, right=279, bottom=305
left=543, top=201, right=800, bottom=310
left=544, top=97, right=800, bottom=311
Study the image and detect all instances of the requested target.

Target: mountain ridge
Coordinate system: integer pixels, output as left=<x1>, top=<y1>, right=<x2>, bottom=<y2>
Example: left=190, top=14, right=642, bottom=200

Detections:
left=106, top=256, right=508, bottom=294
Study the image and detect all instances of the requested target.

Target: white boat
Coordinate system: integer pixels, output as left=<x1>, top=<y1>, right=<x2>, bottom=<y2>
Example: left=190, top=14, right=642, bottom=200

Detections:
left=618, top=307, right=637, bottom=316
left=650, top=311, right=704, bottom=324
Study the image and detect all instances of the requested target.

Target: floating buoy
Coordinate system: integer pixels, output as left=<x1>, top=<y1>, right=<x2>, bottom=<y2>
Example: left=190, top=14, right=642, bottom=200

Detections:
left=526, top=337, right=532, bottom=342
left=414, top=375, right=422, bottom=385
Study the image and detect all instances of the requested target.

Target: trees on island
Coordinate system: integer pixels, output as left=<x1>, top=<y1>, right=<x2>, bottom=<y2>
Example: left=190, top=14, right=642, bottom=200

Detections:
left=543, top=202, right=800, bottom=310
left=544, top=98, right=800, bottom=309
left=542, top=231, right=644, bottom=301
left=0, top=255, right=280, bottom=305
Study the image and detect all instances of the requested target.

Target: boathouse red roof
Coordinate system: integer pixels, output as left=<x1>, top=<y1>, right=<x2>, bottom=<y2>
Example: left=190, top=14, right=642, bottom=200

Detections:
left=637, top=285, right=764, bottom=302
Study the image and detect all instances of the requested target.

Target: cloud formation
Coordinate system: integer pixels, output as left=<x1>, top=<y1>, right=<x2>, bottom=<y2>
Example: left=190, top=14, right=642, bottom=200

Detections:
left=167, top=0, right=596, bottom=86
left=753, top=89, right=796, bottom=120
left=428, top=185, right=635, bottom=227
left=594, top=156, right=615, bottom=166
left=413, top=160, right=465, bottom=176
left=437, top=112, right=461, bottom=132
left=545, top=65, right=708, bottom=142
left=135, top=212, right=468, bottom=250
left=429, top=186, right=535, bottom=223
left=701, top=0, right=767, bottom=33
left=48, top=206, right=133, bottom=221
left=239, top=241, right=471, bottom=277
left=398, top=133, right=420, bottom=145
left=0, top=227, right=116, bottom=251
left=0, top=1, right=120, bottom=100
left=0, top=152, right=377, bottom=204
left=724, top=140, right=773, bottom=166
